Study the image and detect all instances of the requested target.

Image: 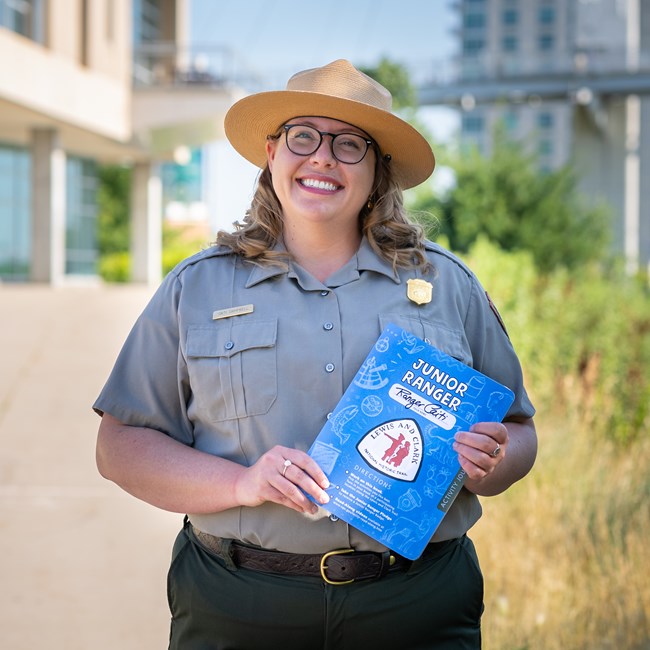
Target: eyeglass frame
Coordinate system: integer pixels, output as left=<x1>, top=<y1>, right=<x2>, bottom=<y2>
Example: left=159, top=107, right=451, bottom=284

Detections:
left=278, top=123, right=377, bottom=165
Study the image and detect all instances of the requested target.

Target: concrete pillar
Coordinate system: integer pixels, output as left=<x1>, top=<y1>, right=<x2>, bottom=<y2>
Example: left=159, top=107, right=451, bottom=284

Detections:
left=130, top=161, right=162, bottom=285
left=640, top=98, right=650, bottom=277
left=30, top=128, right=66, bottom=284
left=624, top=0, right=642, bottom=275
left=624, top=94, right=640, bottom=275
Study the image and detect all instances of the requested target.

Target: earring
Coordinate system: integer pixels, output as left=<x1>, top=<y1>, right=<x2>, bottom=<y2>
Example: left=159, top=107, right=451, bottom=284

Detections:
left=366, top=196, right=374, bottom=211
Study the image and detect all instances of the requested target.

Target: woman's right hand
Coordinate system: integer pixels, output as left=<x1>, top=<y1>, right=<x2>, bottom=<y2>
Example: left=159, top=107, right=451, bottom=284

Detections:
left=234, top=445, right=330, bottom=515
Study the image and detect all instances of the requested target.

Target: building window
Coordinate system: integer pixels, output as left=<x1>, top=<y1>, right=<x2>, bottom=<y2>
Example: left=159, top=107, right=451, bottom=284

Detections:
left=502, top=9, right=518, bottom=26
left=0, top=0, right=46, bottom=44
left=462, top=115, right=485, bottom=133
left=502, top=35, right=518, bottom=52
left=463, top=38, right=486, bottom=55
left=65, top=157, right=98, bottom=275
left=133, top=0, right=164, bottom=84
left=538, top=34, right=555, bottom=51
left=539, top=7, right=556, bottom=25
left=464, top=12, right=486, bottom=28
left=133, top=0, right=161, bottom=44
left=538, top=112, right=554, bottom=129
left=0, top=145, right=31, bottom=280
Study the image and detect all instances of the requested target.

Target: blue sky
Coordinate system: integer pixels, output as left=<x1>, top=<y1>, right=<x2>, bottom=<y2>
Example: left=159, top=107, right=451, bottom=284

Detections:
left=190, top=0, right=457, bottom=90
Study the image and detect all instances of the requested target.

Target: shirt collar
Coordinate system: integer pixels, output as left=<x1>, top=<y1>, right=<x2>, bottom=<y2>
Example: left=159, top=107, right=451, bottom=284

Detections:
left=355, top=237, right=401, bottom=284
left=245, top=240, right=290, bottom=288
left=245, top=236, right=401, bottom=289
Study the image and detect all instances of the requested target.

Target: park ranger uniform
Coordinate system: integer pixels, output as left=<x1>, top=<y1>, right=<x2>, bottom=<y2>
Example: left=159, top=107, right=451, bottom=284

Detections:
left=94, top=237, right=535, bottom=649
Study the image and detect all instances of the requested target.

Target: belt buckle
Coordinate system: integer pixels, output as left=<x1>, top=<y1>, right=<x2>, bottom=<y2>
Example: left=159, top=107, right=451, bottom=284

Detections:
left=320, top=549, right=355, bottom=585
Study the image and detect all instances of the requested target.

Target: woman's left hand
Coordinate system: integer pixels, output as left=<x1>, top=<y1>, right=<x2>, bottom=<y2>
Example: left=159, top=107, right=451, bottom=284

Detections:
left=453, top=422, right=508, bottom=481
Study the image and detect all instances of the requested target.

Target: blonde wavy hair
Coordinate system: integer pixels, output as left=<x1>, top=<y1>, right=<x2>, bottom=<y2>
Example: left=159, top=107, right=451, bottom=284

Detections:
left=216, top=146, right=431, bottom=272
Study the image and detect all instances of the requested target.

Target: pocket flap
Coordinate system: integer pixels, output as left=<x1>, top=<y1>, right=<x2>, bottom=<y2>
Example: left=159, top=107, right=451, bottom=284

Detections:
left=186, top=319, right=278, bottom=358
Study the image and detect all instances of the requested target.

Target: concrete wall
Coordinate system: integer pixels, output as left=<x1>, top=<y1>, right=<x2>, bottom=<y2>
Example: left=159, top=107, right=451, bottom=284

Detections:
left=0, top=2, right=132, bottom=143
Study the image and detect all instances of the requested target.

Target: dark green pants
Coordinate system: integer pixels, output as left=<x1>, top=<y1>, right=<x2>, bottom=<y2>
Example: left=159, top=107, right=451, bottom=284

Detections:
left=167, top=524, right=483, bottom=650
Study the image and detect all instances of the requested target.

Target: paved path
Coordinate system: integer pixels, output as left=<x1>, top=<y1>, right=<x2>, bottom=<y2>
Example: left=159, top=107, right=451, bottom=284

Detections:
left=0, top=284, right=182, bottom=650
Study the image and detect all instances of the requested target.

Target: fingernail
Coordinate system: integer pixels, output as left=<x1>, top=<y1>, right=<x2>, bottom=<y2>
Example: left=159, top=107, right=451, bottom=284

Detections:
left=320, top=493, right=330, bottom=504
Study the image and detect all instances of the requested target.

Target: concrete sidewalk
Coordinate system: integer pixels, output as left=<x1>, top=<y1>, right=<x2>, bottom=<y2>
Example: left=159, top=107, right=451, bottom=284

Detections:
left=0, top=284, right=183, bottom=650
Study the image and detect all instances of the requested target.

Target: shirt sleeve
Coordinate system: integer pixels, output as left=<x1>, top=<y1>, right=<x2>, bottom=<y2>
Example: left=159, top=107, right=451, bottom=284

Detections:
left=93, top=271, right=194, bottom=445
left=464, top=273, right=536, bottom=421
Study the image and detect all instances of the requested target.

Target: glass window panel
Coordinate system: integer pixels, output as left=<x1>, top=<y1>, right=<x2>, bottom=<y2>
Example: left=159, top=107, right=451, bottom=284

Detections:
left=503, top=9, right=518, bottom=26
left=462, top=115, right=485, bottom=133
left=464, top=12, right=486, bottom=28
left=538, top=112, right=554, bottom=129
left=463, top=38, right=486, bottom=54
left=539, top=34, right=555, bottom=51
left=0, top=144, right=31, bottom=279
left=65, top=156, right=98, bottom=275
left=539, top=7, right=555, bottom=25
left=0, top=0, right=46, bottom=44
left=502, top=36, right=518, bottom=52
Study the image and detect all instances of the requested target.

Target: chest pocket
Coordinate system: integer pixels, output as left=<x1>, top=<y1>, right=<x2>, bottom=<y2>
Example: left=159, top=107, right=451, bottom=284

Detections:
left=186, top=319, right=278, bottom=421
left=379, top=314, right=472, bottom=366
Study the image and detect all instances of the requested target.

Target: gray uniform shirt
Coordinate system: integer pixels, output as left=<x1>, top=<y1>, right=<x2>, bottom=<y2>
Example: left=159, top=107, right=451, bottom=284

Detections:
left=94, top=238, right=535, bottom=553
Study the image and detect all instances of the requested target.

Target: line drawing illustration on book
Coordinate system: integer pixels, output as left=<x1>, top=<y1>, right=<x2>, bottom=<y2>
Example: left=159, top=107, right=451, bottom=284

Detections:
left=308, top=323, right=514, bottom=560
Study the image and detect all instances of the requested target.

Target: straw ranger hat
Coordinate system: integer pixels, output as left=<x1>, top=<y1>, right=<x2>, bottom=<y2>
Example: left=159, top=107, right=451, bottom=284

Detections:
left=224, top=59, right=435, bottom=189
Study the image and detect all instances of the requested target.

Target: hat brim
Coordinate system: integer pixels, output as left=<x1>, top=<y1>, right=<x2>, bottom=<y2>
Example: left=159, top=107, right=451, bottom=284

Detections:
left=224, top=90, right=435, bottom=190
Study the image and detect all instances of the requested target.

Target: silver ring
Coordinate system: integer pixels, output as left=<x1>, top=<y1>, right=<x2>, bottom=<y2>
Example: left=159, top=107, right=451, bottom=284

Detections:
left=281, top=459, right=292, bottom=477
left=489, top=444, right=501, bottom=458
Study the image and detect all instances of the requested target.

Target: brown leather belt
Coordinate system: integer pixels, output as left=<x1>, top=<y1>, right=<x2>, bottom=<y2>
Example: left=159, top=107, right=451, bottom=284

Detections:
left=191, top=526, right=453, bottom=585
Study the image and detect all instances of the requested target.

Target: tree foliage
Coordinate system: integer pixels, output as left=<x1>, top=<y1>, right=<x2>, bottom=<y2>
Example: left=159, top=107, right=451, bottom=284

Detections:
left=97, top=164, right=131, bottom=255
left=358, top=57, right=417, bottom=110
left=413, top=127, right=611, bottom=272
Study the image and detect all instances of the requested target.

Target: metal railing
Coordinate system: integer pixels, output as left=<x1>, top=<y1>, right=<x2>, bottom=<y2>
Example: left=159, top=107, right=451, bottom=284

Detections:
left=418, top=48, right=650, bottom=105
left=132, top=42, right=266, bottom=91
left=421, top=48, right=650, bottom=86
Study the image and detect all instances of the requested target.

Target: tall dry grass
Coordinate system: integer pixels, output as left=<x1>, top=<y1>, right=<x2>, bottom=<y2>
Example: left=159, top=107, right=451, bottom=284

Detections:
left=472, top=412, right=650, bottom=649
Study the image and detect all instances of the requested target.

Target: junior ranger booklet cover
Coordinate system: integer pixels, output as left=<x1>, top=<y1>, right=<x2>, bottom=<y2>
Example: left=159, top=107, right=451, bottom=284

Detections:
left=308, top=323, right=515, bottom=560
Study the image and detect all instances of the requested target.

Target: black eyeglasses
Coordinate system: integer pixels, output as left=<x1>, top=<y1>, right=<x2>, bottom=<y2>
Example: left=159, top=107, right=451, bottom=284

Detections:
left=281, top=124, right=375, bottom=164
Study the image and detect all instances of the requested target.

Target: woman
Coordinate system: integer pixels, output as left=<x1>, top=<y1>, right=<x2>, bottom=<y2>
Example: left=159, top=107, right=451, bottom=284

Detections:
left=95, top=59, right=537, bottom=649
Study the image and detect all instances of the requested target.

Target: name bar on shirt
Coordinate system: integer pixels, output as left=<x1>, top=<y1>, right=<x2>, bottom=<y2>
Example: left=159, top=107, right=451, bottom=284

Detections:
left=212, top=304, right=254, bottom=320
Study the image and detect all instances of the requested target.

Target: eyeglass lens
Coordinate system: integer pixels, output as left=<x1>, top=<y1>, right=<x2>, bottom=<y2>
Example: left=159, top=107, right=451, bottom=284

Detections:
left=284, top=125, right=371, bottom=164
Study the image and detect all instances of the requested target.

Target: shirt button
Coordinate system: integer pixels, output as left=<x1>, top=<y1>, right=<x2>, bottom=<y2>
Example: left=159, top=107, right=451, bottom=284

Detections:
left=329, top=514, right=339, bottom=522
left=325, top=363, right=335, bottom=373
left=320, top=290, right=329, bottom=296
left=224, top=341, right=234, bottom=350
left=323, top=322, right=334, bottom=331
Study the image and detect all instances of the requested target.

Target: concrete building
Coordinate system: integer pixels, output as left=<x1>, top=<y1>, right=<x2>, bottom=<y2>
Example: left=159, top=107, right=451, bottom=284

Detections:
left=420, top=0, right=650, bottom=275
left=0, top=0, right=244, bottom=284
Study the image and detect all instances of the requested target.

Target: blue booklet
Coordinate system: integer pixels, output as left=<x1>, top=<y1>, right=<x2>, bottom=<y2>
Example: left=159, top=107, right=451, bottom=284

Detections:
left=308, top=323, right=514, bottom=560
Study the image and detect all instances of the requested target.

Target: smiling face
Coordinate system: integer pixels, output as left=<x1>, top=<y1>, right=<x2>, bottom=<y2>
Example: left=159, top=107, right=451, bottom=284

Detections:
left=265, top=116, right=376, bottom=235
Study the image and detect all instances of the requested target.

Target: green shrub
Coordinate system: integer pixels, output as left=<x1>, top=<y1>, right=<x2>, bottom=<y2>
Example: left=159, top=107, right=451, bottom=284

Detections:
left=162, top=224, right=210, bottom=276
left=98, top=251, right=130, bottom=283
left=462, top=239, right=650, bottom=445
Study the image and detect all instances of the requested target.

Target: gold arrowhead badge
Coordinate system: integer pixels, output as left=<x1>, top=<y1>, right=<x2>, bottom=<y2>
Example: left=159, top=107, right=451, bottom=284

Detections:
left=407, top=279, right=433, bottom=305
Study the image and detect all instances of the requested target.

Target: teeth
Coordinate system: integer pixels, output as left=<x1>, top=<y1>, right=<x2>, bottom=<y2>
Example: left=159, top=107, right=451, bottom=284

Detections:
left=301, top=179, right=339, bottom=191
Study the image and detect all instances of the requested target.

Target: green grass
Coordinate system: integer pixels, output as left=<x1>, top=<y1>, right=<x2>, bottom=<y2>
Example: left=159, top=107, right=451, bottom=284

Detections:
left=473, top=412, right=650, bottom=649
